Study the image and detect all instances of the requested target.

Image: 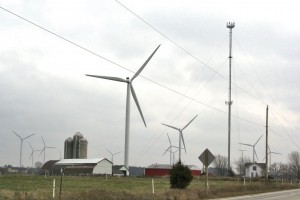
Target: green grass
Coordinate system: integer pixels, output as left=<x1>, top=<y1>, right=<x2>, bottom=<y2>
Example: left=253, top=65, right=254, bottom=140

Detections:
left=0, top=175, right=299, bottom=199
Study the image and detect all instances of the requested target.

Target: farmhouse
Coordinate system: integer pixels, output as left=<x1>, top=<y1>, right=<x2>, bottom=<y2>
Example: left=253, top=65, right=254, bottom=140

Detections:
left=245, top=162, right=266, bottom=178
left=52, top=158, right=112, bottom=175
left=145, top=164, right=201, bottom=177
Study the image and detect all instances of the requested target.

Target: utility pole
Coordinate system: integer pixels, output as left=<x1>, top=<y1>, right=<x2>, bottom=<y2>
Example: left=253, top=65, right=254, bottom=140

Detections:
left=265, top=105, right=269, bottom=182
left=226, top=22, right=235, bottom=175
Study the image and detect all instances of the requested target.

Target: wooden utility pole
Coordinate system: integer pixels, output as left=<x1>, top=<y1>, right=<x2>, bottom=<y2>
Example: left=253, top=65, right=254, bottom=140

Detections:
left=265, top=105, right=269, bottom=182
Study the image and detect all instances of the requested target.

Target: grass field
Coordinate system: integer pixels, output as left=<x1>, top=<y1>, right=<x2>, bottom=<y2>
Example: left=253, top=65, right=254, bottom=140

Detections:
left=0, top=175, right=299, bottom=199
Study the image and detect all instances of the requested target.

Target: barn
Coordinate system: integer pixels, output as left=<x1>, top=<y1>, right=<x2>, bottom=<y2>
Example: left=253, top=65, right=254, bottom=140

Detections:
left=53, top=158, right=112, bottom=175
left=145, top=164, right=201, bottom=177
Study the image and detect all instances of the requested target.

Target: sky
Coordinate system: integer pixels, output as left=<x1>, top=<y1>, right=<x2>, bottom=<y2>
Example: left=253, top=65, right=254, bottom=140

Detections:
left=0, top=0, right=300, bottom=170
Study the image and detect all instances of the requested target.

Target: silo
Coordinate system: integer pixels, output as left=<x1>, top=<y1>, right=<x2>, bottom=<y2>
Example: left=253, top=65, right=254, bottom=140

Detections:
left=73, top=132, right=83, bottom=158
left=78, top=137, right=88, bottom=159
left=64, top=137, right=73, bottom=159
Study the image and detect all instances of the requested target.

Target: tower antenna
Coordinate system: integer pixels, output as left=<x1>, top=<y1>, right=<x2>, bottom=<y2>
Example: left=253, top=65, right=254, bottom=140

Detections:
left=226, top=22, right=235, bottom=175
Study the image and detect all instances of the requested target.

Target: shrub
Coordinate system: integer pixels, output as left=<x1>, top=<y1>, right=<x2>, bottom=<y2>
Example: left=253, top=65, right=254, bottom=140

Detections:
left=169, top=161, right=193, bottom=189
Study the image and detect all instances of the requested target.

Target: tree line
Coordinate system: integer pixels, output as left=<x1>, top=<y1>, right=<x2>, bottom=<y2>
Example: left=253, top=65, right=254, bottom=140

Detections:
left=212, top=151, right=300, bottom=180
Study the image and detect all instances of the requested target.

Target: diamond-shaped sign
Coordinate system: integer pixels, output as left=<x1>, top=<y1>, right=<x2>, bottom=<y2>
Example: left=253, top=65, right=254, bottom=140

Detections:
left=198, top=148, right=215, bottom=167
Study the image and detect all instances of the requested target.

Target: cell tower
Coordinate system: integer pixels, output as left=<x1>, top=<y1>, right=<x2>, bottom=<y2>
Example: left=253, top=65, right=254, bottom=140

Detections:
left=226, top=22, right=235, bottom=174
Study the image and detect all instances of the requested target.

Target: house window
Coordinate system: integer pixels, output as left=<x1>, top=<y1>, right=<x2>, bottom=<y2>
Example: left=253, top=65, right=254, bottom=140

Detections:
left=253, top=166, right=257, bottom=171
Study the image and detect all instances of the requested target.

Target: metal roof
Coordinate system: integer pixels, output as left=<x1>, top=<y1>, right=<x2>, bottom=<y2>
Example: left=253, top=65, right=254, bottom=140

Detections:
left=55, top=158, right=110, bottom=165
left=147, top=164, right=200, bottom=170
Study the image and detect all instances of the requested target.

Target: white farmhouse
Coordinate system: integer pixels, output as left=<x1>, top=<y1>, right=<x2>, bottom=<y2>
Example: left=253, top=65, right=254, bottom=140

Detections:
left=245, top=163, right=266, bottom=178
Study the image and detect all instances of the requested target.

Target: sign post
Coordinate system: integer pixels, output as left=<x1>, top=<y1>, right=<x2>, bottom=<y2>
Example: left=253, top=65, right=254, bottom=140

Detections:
left=198, top=148, right=215, bottom=190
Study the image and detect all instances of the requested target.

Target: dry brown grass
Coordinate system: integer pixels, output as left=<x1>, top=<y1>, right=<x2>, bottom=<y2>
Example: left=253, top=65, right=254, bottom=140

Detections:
left=1, top=175, right=299, bottom=200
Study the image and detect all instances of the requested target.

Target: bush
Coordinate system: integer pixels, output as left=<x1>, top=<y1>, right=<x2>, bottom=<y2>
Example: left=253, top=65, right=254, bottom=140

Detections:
left=169, top=161, right=193, bottom=189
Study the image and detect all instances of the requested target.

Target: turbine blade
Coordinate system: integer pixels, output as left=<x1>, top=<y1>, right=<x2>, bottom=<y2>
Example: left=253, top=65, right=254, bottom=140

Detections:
left=23, top=133, right=35, bottom=140
left=162, top=147, right=171, bottom=156
left=180, top=131, right=186, bottom=153
left=161, top=123, right=179, bottom=131
left=131, top=45, right=161, bottom=81
left=130, top=84, right=146, bottom=127
left=29, top=143, right=33, bottom=151
left=167, top=133, right=171, bottom=146
left=29, top=152, right=33, bottom=159
left=113, top=152, right=121, bottom=156
left=12, top=131, right=22, bottom=139
left=86, top=74, right=127, bottom=83
left=105, top=148, right=113, bottom=155
left=254, top=135, right=263, bottom=146
left=239, top=143, right=252, bottom=147
left=254, top=149, right=258, bottom=160
left=40, top=148, right=45, bottom=156
left=41, top=136, right=45, bottom=146
left=182, top=115, right=198, bottom=131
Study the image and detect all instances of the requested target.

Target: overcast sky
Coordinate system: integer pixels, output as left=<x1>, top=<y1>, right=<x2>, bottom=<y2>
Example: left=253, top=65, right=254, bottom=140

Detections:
left=0, top=0, right=300, bottom=170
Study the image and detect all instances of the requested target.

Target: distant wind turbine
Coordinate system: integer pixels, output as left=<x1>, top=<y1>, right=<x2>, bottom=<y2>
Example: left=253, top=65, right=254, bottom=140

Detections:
left=162, top=133, right=179, bottom=165
left=40, top=136, right=55, bottom=164
left=12, top=131, right=35, bottom=167
left=162, top=115, right=198, bottom=161
left=239, top=134, right=263, bottom=163
left=263, top=145, right=281, bottom=166
left=106, top=148, right=121, bottom=164
left=86, top=45, right=160, bottom=168
left=29, top=143, right=41, bottom=168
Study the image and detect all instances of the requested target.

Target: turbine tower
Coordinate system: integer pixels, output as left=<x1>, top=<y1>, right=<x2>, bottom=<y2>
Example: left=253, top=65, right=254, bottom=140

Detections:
left=86, top=45, right=160, bottom=168
left=239, top=134, right=263, bottom=163
left=106, top=148, right=121, bottom=164
left=40, top=136, right=55, bottom=164
left=226, top=22, right=235, bottom=173
left=12, top=131, right=35, bottom=167
left=162, top=133, right=179, bottom=165
left=162, top=115, right=198, bottom=161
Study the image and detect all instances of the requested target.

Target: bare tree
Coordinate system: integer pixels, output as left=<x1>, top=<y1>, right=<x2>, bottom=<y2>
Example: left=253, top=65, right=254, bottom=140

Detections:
left=288, top=151, right=300, bottom=180
left=234, top=156, right=251, bottom=176
left=213, top=154, right=228, bottom=176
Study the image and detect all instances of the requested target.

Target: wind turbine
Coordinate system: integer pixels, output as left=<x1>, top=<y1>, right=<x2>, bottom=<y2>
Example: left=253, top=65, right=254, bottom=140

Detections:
left=106, top=148, right=121, bottom=164
left=40, top=136, right=55, bottom=164
left=162, top=115, right=198, bottom=161
left=86, top=45, right=160, bottom=168
left=162, top=133, right=179, bottom=165
left=29, top=143, right=41, bottom=168
left=263, top=145, right=281, bottom=166
left=12, top=131, right=35, bottom=167
left=239, top=134, right=263, bottom=163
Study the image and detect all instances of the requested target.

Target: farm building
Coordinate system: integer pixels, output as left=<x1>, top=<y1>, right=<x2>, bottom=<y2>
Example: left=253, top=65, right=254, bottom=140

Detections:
left=245, top=163, right=266, bottom=178
left=52, top=158, right=112, bottom=175
left=145, top=164, right=201, bottom=177
left=112, top=165, right=129, bottom=176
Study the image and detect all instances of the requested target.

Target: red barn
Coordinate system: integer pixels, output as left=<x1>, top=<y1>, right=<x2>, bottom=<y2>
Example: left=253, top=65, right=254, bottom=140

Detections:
left=145, top=164, right=201, bottom=177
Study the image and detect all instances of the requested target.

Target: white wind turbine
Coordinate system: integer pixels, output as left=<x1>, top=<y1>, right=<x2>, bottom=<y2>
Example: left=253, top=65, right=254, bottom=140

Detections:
left=86, top=45, right=160, bottom=168
left=162, top=115, right=198, bottom=161
left=29, top=143, right=41, bottom=168
left=263, top=145, right=281, bottom=166
left=40, top=136, right=55, bottom=164
left=106, top=148, right=121, bottom=164
left=12, top=131, right=35, bottom=167
left=239, top=134, right=263, bottom=163
left=162, top=133, right=179, bottom=165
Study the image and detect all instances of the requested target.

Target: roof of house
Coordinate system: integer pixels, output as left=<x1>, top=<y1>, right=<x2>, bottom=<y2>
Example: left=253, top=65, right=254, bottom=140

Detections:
left=146, top=164, right=200, bottom=170
left=245, top=162, right=266, bottom=168
left=55, top=158, right=111, bottom=165
left=41, top=160, right=60, bottom=171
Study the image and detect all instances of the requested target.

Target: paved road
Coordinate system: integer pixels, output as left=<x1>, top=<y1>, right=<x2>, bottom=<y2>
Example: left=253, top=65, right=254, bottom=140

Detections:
left=216, top=189, right=300, bottom=200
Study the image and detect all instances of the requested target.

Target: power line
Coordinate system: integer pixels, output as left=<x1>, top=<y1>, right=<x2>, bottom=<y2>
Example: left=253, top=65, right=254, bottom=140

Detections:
left=113, top=0, right=268, bottom=107
left=0, top=6, right=265, bottom=128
